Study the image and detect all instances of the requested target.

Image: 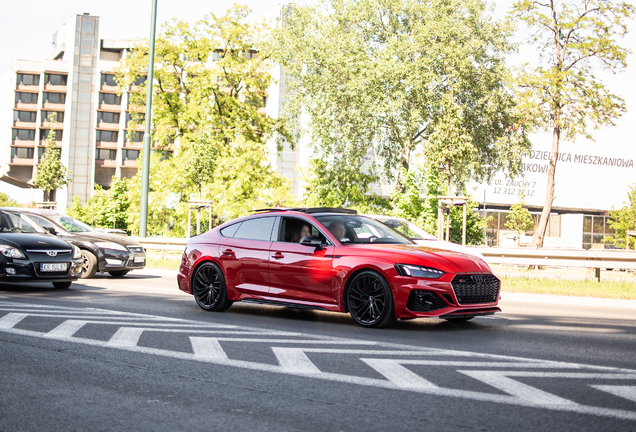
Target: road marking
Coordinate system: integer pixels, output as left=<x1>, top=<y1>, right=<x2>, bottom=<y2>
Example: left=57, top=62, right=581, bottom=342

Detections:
left=593, top=386, right=636, bottom=403
left=108, top=327, right=145, bottom=347
left=45, top=320, right=87, bottom=338
left=510, top=324, right=622, bottom=333
left=1, top=299, right=635, bottom=421
left=190, top=337, right=228, bottom=361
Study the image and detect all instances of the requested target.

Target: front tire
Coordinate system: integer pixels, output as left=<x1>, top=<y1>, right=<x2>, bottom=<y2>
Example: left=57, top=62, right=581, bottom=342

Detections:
left=53, top=282, right=72, bottom=289
left=108, top=270, right=129, bottom=277
left=192, top=262, right=233, bottom=311
left=346, top=270, right=396, bottom=328
left=80, top=250, right=97, bottom=279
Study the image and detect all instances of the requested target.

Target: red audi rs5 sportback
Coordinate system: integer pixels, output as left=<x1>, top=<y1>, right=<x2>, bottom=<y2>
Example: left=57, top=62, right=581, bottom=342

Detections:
left=177, top=208, right=501, bottom=328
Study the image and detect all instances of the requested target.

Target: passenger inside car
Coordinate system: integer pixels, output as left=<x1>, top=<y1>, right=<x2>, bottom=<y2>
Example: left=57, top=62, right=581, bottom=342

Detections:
left=291, top=223, right=311, bottom=243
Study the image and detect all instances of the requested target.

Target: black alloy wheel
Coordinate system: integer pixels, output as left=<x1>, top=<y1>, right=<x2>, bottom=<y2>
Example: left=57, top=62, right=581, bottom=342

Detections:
left=347, top=270, right=395, bottom=328
left=192, top=262, right=233, bottom=311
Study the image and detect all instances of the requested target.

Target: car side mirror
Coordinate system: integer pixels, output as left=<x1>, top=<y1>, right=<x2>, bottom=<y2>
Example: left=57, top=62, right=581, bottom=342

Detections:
left=300, top=235, right=323, bottom=251
left=44, top=226, right=57, bottom=235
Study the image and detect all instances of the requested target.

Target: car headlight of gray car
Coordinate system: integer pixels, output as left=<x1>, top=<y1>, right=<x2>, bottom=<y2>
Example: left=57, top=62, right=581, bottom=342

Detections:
left=94, top=242, right=128, bottom=252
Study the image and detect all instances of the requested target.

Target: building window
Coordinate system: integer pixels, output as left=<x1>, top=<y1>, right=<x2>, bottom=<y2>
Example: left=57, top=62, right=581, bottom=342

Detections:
left=40, top=129, right=63, bottom=141
left=11, top=147, right=34, bottom=159
left=132, top=75, right=147, bottom=86
left=38, top=147, right=61, bottom=159
left=97, top=111, right=120, bottom=124
left=582, top=215, right=612, bottom=250
left=13, top=110, right=36, bottom=123
left=12, top=129, right=36, bottom=141
left=96, top=130, right=118, bottom=142
left=45, top=74, right=68, bottom=86
left=101, top=74, right=117, bottom=86
left=95, top=149, right=117, bottom=160
left=43, top=92, right=66, bottom=104
left=123, top=149, right=140, bottom=161
left=15, top=92, right=38, bottom=104
left=16, top=73, right=40, bottom=86
left=41, top=111, right=64, bottom=123
left=127, top=131, right=144, bottom=142
left=125, top=111, right=145, bottom=123
left=99, top=93, right=121, bottom=105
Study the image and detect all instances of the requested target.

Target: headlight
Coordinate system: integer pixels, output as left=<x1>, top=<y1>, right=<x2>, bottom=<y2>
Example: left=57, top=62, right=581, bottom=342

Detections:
left=395, top=264, right=445, bottom=279
left=73, top=245, right=82, bottom=259
left=94, top=241, right=127, bottom=252
left=0, top=245, right=25, bottom=259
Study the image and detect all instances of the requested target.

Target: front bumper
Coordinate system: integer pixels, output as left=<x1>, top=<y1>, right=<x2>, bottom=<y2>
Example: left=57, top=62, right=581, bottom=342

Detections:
left=391, top=273, right=501, bottom=319
left=97, top=247, right=146, bottom=272
left=0, top=258, right=83, bottom=283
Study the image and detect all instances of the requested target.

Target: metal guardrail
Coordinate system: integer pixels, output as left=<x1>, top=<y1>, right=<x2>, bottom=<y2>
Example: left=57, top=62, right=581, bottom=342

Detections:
left=477, top=248, right=636, bottom=271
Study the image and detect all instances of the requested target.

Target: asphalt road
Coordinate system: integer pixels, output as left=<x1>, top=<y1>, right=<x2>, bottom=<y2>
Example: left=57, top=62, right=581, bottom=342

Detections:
left=1, top=269, right=635, bottom=432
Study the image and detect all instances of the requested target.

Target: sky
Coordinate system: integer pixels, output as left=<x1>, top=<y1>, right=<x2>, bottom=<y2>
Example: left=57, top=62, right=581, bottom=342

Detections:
left=0, top=0, right=635, bottom=210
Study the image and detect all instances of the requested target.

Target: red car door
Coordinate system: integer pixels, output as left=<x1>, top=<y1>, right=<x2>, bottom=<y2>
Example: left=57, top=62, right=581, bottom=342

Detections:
left=267, top=216, right=335, bottom=305
left=217, top=216, right=276, bottom=297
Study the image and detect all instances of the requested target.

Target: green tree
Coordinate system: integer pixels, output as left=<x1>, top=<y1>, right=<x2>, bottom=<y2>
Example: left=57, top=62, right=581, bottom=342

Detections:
left=116, top=4, right=289, bottom=150
left=0, top=192, right=20, bottom=207
left=34, top=119, right=71, bottom=202
left=67, top=177, right=131, bottom=231
left=604, top=184, right=636, bottom=249
left=506, top=191, right=535, bottom=238
left=390, top=166, right=489, bottom=245
left=267, top=0, right=530, bottom=195
left=510, top=0, right=634, bottom=248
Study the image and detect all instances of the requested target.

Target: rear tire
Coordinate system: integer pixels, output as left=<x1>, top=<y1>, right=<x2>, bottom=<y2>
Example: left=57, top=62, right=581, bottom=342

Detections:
left=80, top=250, right=97, bottom=279
left=53, top=282, right=72, bottom=289
left=108, top=270, right=129, bottom=277
left=346, top=270, right=396, bottom=328
left=192, top=262, right=233, bottom=311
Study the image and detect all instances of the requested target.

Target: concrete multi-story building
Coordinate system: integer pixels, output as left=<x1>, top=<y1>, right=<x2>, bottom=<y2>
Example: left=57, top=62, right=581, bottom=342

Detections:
left=0, top=13, right=145, bottom=209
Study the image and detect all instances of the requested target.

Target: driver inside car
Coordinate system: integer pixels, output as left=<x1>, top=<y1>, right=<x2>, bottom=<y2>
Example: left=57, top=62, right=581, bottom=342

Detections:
left=328, top=221, right=347, bottom=242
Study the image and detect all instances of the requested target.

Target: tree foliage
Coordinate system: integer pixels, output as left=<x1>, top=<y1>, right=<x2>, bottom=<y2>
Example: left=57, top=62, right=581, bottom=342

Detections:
left=67, top=177, right=130, bottom=230
left=506, top=191, right=535, bottom=235
left=34, top=119, right=71, bottom=201
left=604, top=184, right=636, bottom=249
left=267, top=0, right=530, bottom=195
left=116, top=4, right=289, bottom=150
left=510, top=0, right=634, bottom=247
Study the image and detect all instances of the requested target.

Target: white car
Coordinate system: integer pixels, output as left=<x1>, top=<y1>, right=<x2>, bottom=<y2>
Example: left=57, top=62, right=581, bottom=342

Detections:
left=365, top=215, right=485, bottom=260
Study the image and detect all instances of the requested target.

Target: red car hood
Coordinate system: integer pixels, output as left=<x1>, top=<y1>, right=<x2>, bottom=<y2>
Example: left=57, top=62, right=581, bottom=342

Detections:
left=336, top=243, right=492, bottom=274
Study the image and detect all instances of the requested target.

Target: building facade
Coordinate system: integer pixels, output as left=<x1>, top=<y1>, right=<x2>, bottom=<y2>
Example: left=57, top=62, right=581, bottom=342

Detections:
left=1, top=13, right=142, bottom=209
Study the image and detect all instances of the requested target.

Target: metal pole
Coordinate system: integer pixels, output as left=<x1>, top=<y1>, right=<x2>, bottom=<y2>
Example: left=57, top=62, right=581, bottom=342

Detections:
left=139, top=0, right=158, bottom=238
left=462, top=203, right=467, bottom=246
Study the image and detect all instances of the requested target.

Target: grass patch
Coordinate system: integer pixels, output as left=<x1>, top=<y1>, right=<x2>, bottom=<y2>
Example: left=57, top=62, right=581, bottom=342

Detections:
left=501, top=277, right=636, bottom=300
left=146, top=252, right=182, bottom=270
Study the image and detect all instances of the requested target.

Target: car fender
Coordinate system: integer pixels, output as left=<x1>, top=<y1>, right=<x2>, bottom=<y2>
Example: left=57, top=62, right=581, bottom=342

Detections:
left=334, top=256, right=398, bottom=312
left=178, top=243, right=221, bottom=296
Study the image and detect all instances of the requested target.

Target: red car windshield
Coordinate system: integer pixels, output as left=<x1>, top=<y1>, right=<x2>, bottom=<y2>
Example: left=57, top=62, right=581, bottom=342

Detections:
left=315, top=215, right=413, bottom=245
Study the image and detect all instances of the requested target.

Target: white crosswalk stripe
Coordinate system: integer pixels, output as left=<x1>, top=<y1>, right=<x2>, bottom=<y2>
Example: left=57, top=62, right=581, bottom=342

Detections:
left=1, top=299, right=635, bottom=421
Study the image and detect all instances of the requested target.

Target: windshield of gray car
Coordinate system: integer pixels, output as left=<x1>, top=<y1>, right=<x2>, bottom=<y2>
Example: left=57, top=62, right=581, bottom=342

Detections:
left=314, top=215, right=413, bottom=245
left=49, top=215, right=95, bottom=233
left=0, top=211, right=46, bottom=233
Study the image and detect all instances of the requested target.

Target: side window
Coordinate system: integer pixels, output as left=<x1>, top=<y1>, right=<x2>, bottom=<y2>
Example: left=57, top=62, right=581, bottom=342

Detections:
left=278, top=217, right=326, bottom=243
left=219, top=222, right=241, bottom=238
left=27, top=214, right=57, bottom=231
left=233, top=217, right=275, bottom=241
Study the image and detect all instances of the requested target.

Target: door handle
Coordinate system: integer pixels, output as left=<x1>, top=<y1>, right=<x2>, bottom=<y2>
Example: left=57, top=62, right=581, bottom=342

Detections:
left=222, top=249, right=235, bottom=256
left=272, top=251, right=284, bottom=259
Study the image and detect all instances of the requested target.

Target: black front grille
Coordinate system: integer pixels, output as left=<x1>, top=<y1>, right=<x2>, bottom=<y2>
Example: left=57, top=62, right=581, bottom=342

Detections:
left=407, top=291, right=448, bottom=312
left=451, top=274, right=500, bottom=305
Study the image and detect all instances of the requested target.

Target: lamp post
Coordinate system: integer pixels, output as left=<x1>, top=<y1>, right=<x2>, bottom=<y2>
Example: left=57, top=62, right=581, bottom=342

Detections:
left=139, top=0, right=158, bottom=238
